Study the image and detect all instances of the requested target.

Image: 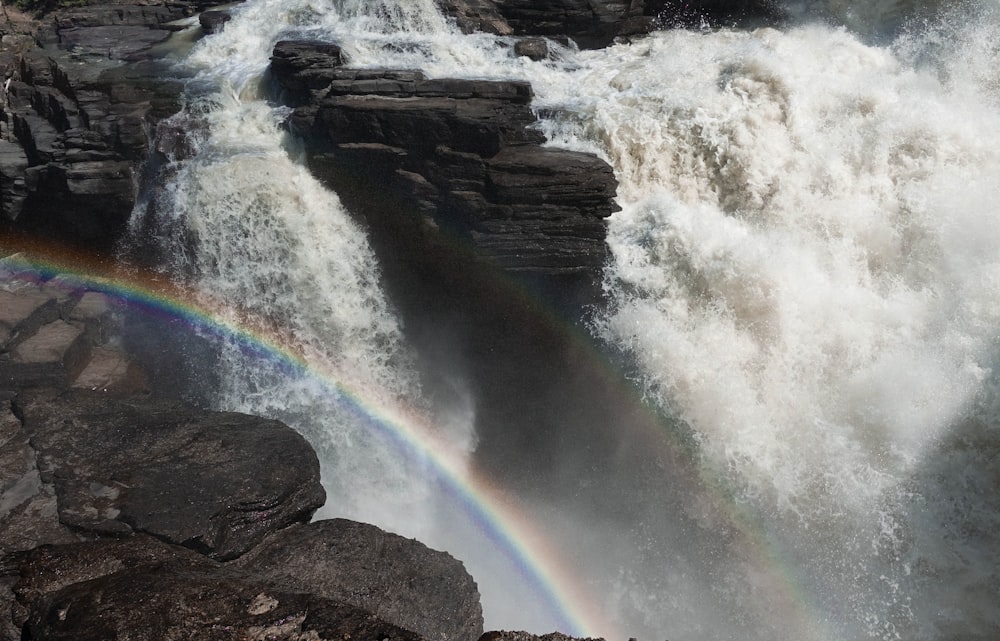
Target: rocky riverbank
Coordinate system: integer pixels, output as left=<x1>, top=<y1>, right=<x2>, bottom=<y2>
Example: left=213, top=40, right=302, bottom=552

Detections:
left=0, top=258, right=592, bottom=641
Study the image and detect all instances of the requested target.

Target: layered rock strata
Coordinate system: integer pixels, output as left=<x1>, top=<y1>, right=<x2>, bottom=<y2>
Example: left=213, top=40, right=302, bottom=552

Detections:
left=271, top=40, right=619, bottom=287
left=0, top=3, right=205, bottom=249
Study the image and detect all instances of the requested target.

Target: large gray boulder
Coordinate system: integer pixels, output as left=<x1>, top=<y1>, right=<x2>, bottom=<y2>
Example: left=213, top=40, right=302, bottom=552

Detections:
left=14, top=537, right=429, bottom=641
left=234, top=519, right=485, bottom=641
left=10, top=388, right=325, bottom=560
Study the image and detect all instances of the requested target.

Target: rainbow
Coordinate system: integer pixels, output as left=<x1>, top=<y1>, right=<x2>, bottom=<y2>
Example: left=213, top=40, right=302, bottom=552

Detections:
left=0, top=243, right=617, bottom=639
left=1, top=241, right=854, bottom=641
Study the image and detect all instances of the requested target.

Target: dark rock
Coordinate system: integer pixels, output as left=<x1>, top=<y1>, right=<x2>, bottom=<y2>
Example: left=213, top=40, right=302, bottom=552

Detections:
left=21, top=561, right=427, bottom=641
left=480, top=633, right=605, bottom=641
left=0, top=399, right=84, bottom=557
left=11, top=388, right=325, bottom=560
left=234, top=519, right=484, bottom=641
left=437, top=0, right=784, bottom=45
left=436, top=0, right=651, bottom=48
left=0, top=3, right=198, bottom=251
left=437, top=0, right=512, bottom=36
left=199, top=10, right=232, bottom=34
left=513, top=38, right=549, bottom=61
left=270, top=39, right=346, bottom=106
left=11, top=535, right=220, bottom=630
left=271, top=40, right=617, bottom=289
left=0, top=275, right=144, bottom=393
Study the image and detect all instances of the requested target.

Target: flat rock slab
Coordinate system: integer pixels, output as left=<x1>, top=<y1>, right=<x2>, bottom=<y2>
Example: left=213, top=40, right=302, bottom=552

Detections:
left=13, top=389, right=325, bottom=560
left=11, top=320, right=84, bottom=364
left=235, top=519, right=484, bottom=641
left=70, top=345, right=145, bottom=393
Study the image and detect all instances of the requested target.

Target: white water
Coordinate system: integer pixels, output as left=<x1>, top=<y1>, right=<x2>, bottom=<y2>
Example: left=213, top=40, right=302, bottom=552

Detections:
left=129, top=0, right=1000, bottom=639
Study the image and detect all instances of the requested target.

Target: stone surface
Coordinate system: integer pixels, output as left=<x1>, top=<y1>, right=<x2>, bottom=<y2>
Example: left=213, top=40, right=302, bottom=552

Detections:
left=436, top=0, right=783, bottom=44
left=11, top=535, right=220, bottom=630
left=235, top=519, right=484, bottom=641
left=479, top=633, right=605, bottom=641
left=436, top=0, right=651, bottom=48
left=271, top=41, right=618, bottom=284
left=199, top=9, right=232, bottom=34
left=12, top=388, right=325, bottom=559
left=0, top=398, right=84, bottom=558
left=0, top=278, right=139, bottom=392
left=21, top=562, right=428, bottom=641
left=0, top=2, right=204, bottom=250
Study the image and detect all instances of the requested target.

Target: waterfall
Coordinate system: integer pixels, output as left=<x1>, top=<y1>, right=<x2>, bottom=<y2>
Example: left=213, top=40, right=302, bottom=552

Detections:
left=127, top=0, right=1000, bottom=639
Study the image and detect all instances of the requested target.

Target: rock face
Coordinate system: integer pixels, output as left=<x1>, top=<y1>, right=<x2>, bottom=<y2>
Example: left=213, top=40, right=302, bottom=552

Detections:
left=271, top=40, right=618, bottom=297
left=0, top=3, right=205, bottom=249
left=14, top=537, right=430, bottom=641
left=234, top=520, right=484, bottom=641
left=0, top=270, right=140, bottom=393
left=11, top=387, right=326, bottom=560
left=436, top=0, right=783, bottom=46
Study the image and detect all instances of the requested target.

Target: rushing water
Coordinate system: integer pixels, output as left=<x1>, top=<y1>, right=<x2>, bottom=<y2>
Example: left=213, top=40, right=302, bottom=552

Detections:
left=127, top=0, right=1000, bottom=639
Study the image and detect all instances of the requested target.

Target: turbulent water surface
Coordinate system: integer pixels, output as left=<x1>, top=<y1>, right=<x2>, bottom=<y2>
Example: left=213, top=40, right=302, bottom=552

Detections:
left=128, top=1, right=1000, bottom=639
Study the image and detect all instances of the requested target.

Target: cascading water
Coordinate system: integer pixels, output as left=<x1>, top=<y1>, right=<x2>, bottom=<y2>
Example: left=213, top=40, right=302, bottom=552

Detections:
left=126, top=0, right=1000, bottom=639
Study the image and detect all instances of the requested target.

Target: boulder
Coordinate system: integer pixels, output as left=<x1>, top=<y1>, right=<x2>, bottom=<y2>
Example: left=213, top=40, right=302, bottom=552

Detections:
left=11, top=388, right=325, bottom=560
left=199, top=10, right=232, bottom=34
left=10, top=535, right=220, bottom=630
left=18, top=551, right=427, bottom=641
left=234, top=519, right=484, bottom=641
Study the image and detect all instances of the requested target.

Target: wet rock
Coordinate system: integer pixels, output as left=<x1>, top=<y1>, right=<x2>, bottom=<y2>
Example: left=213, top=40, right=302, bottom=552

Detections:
left=0, top=2, right=202, bottom=250
left=479, top=633, right=605, bottom=641
left=12, top=388, right=325, bottom=560
left=21, top=560, right=427, bottom=641
left=436, top=0, right=651, bottom=47
left=513, top=38, right=549, bottom=61
left=10, top=535, right=220, bottom=630
left=199, top=10, right=232, bottom=34
left=436, top=0, right=783, bottom=45
left=0, top=398, right=83, bottom=555
left=0, top=278, right=140, bottom=392
left=271, top=41, right=617, bottom=290
left=234, top=519, right=484, bottom=641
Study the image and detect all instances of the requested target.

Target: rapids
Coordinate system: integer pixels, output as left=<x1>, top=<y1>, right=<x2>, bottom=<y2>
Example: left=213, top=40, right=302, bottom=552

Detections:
left=126, top=0, right=1000, bottom=639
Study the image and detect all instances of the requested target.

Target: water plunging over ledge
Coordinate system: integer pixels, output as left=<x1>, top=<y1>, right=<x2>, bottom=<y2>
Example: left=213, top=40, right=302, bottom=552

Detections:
left=125, top=1, right=1000, bottom=639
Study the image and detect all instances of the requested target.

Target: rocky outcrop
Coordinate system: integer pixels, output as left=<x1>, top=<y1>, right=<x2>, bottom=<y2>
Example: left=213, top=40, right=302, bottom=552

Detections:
left=0, top=3, right=206, bottom=249
left=10, top=387, right=326, bottom=559
left=437, top=0, right=650, bottom=48
left=0, top=269, right=139, bottom=393
left=234, top=520, right=484, bottom=641
left=436, top=0, right=783, bottom=46
left=271, top=40, right=618, bottom=293
left=13, top=536, right=431, bottom=641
